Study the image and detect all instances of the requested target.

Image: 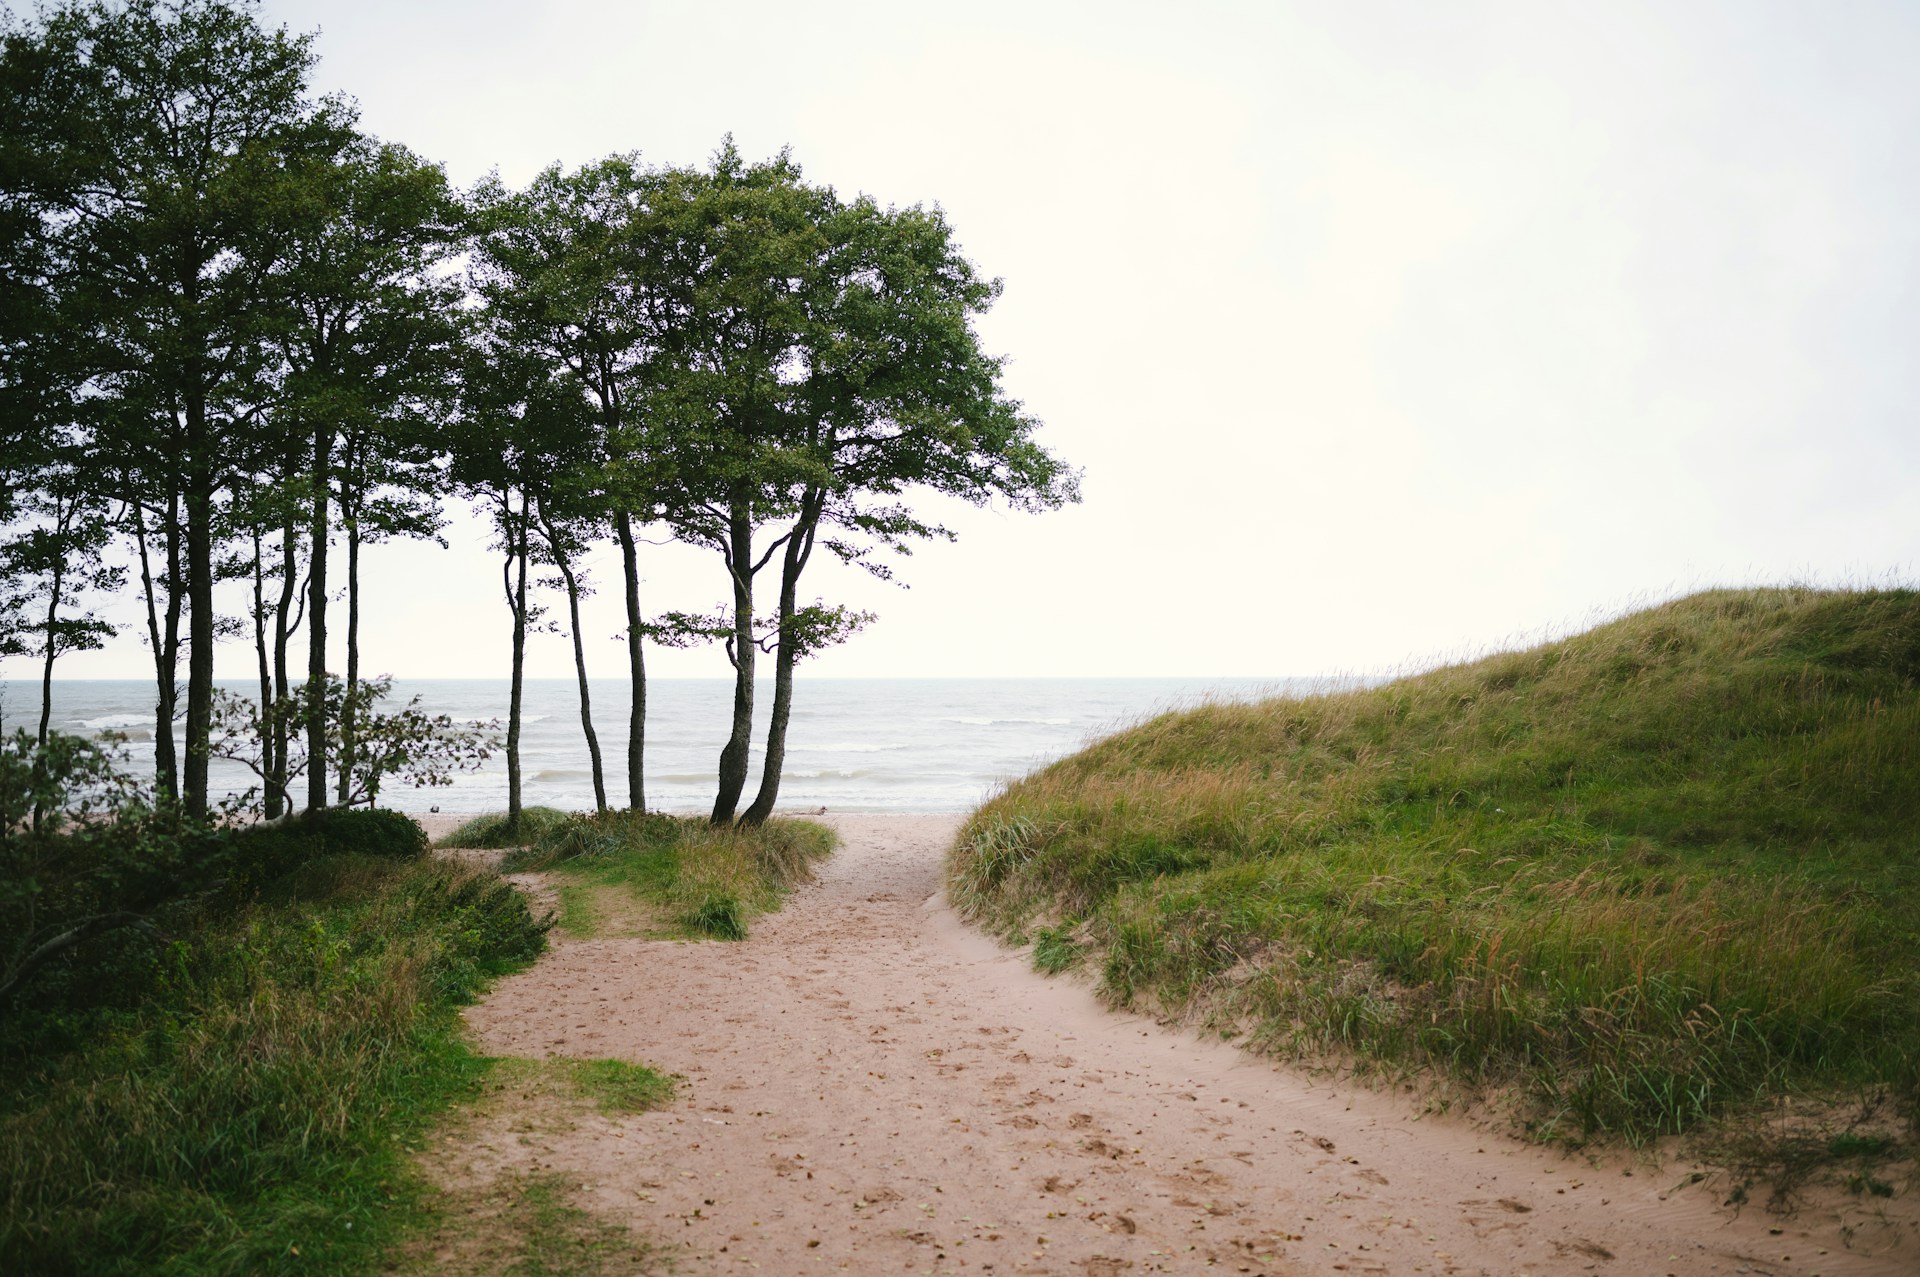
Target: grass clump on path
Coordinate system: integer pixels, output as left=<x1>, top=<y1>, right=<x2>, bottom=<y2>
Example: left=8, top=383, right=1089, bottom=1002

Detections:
left=394, top=1056, right=676, bottom=1275
left=949, top=588, right=1920, bottom=1159
left=1, top=815, right=550, bottom=1275
left=504, top=810, right=835, bottom=940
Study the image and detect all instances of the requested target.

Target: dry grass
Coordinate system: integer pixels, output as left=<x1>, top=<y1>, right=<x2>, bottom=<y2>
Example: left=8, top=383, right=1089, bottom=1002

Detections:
left=948, top=588, right=1920, bottom=1161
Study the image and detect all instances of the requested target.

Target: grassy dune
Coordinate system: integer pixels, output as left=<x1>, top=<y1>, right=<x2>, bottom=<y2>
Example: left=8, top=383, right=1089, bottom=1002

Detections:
left=1, top=838, right=550, bottom=1274
left=949, top=588, right=1919, bottom=1152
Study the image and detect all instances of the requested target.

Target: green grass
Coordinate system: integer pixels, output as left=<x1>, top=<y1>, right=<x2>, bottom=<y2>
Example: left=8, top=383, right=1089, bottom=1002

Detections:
left=563, top=1058, right=677, bottom=1114
left=397, top=1170, right=659, bottom=1277
left=503, top=809, right=835, bottom=941
left=438, top=806, right=574, bottom=849
left=391, top=1055, right=675, bottom=1275
left=948, top=588, right=1920, bottom=1154
left=1, top=835, right=550, bottom=1274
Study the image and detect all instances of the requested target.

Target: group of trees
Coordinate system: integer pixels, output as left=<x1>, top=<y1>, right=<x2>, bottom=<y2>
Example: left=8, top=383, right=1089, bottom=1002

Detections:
left=0, top=0, right=1076, bottom=829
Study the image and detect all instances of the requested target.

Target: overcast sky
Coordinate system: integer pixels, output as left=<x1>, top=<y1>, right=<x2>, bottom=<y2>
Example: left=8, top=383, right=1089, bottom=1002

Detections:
left=14, top=0, right=1920, bottom=682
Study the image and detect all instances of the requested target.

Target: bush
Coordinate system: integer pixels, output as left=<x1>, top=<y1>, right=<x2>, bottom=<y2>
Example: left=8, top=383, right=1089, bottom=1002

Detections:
left=309, top=806, right=430, bottom=860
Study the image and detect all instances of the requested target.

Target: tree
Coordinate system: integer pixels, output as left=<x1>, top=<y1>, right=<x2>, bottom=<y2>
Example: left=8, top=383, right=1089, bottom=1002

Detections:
left=251, top=135, right=459, bottom=812
left=0, top=0, right=357, bottom=817
left=642, top=143, right=833, bottom=823
left=467, top=157, right=671, bottom=811
left=735, top=193, right=1078, bottom=823
left=648, top=143, right=1079, bottom=824
left=0, top=447, right=123, bottom=748
left=450, top=324, right=590, bottom=833
left=531, top=480, right=610, bottom=811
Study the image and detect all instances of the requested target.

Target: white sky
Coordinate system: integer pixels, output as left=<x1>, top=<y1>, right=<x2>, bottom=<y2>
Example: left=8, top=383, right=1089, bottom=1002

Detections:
left=13, top=0, right=1920, bottom=682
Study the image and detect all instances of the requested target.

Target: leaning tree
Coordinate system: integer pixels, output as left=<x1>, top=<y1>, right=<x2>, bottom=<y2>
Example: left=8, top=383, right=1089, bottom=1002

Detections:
left=648, top=142, right=1080, bottom=825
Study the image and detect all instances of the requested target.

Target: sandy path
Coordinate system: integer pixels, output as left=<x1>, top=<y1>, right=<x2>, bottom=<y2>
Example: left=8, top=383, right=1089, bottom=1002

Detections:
left=455, top=814, right=1913, bottom=1276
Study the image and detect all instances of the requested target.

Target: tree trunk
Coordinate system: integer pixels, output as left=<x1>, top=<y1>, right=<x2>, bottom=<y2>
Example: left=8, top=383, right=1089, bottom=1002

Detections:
left=710, top=496, right=756, bottom=825
left=271, top=508, right=298, bottom=815
left=35, top=556, right=65, bottom=749
left=251, top=525, right=278, bottom=819
left=131, top=497, right=183, bottom=803
left=183, top=399, right=214, bottom=821
left=505, top=490, right=529, bottom=832
left=616, top=511, right=647, bottom=811
left=306, top=418, right=330, bottom=813
left=31, top=544, right=68, bottom=834
left=544, top=514, right=607, bottom=812
left=742, top=506, right=819, bottom=827
left=338, top=502, right=361, bottom=804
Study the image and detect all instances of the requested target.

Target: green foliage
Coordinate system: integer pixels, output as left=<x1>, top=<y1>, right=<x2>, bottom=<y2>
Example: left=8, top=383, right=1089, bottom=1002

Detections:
left=223, top=808, right=431, bottom=894
left=504, top=809, right=834, bottom=941
left=210, top=676, right=498, bottom=815
left=949, top=588, right=1920, bottom=1148
left=438, top=806, right=573, bottom=849
left=1, top=730, right=223, bottom=1007
left=0, top=850, right=548, bottom=1274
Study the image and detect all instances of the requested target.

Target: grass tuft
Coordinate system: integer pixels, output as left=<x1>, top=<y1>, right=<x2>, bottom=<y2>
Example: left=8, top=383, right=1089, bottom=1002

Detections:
left=565, top=1058, right=677, bottom=1114
left=948, top=587, right=1920, bottom=1162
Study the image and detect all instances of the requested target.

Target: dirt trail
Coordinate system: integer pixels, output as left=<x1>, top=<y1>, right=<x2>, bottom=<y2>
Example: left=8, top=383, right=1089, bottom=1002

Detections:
left=453, top=813, right=1914, bottom=1276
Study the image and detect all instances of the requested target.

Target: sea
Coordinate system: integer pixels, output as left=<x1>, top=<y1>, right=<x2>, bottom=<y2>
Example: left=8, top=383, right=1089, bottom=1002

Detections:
left=1, top=677, right=1314, bottom=816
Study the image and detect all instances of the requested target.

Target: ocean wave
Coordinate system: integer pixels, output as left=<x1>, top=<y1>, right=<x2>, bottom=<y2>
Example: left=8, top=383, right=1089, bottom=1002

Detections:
left=79, top=713, right=149, bottom=730
left=811, top=741, right=900, bottom=754
left=531, top=768, right=589, bottom=782
left=937, top=715, right=1073, bottom=727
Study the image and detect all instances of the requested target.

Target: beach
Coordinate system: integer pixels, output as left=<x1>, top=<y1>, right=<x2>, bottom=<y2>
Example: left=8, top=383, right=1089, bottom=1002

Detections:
left=424, top=813, right=1916, bottom=1276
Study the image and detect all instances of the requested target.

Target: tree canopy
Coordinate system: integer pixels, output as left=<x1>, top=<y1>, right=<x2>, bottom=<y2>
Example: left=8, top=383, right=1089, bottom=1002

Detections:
left=1, top=4, right=1078, bottom=828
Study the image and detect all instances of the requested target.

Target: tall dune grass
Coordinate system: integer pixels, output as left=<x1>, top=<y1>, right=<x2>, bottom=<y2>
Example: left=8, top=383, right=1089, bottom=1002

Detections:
left=949, top=588, right=1920, bottom=1146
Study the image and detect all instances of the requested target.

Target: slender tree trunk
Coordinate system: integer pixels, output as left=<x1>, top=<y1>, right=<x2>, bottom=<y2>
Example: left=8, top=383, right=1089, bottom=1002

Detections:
left=30, top=549, right=68, bottom=834
left=36, top=559, right=66, bottom=749
left=271, top=483, right=299, bottom=812
left=251, top=526, right=279, bottom=819
left=163, top=501, right=184, bottom=801
left=616, top=511, right=647, bottom=811
left=547, top=526, right=607, bottom=812
left=711, top=496, right=756, bottom=825
left=306, top=418, right=331, bottom=813
left=132, top=498, right=182, bottom=802
left=505, top=490, right=529, bottom=831
left=742, top=509, right=819, bottom=826
left=183, top=398, right=214, bottom=821
left=338, top=502, right=361, bottom=804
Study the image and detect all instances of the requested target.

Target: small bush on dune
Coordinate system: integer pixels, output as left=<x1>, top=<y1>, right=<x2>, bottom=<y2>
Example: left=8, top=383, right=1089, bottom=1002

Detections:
left=506, top=810, right=834, bottom=940
left=438, top=805, right=573, bottom=849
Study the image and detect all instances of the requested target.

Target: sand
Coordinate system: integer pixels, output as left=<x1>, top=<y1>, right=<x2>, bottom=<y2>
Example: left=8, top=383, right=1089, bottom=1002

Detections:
left=444, top=812, right=1914, bottom=1276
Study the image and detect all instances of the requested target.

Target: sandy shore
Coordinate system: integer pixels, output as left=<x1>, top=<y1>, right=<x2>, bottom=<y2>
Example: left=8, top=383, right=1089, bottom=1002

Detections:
left=445, top=813, right=1913, bottom=1276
